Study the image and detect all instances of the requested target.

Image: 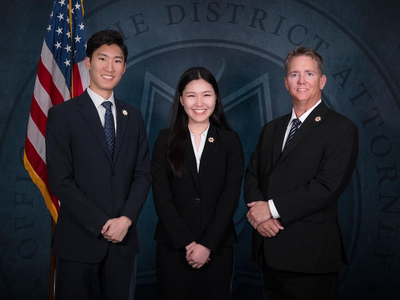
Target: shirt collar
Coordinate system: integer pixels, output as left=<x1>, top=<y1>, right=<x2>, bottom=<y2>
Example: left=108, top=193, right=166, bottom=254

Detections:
left=87, top=87, right=115, bottom=108
left=289, top=99, right=322, bottom=124
left=189, top=123, right=210, bottom=138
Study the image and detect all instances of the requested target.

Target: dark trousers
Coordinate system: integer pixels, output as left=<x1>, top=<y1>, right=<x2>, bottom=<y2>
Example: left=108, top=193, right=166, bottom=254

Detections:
left=156, top=243, right=234, bottom=300
left=55, top=243, right=137, bottom=300
left=262, top=256, right=339, bottom=300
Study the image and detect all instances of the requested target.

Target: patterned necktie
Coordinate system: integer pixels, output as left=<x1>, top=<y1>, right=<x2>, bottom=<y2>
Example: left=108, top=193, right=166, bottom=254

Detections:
left=283, top=118, right=301, bottom=151
left=102, top=101, right=115, bottom=158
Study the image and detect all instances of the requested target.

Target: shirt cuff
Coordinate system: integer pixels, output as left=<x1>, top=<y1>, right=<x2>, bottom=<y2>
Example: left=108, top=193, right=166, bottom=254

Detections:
left=268, top=199, right=280, bottom=219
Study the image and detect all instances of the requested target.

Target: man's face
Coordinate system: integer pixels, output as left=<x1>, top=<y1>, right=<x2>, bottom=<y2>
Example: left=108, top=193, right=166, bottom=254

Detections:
left=284, top=55, right=326, bottom=109
left=84, top=43, right=126, bottom=99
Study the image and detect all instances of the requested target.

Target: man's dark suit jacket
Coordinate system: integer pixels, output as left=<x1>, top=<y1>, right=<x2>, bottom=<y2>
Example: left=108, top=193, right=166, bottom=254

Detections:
left=46, top=90, right=151, bottom=263
left=151, top=124, right=244, bottom=251
left=245, top=101, right=358, bottom=274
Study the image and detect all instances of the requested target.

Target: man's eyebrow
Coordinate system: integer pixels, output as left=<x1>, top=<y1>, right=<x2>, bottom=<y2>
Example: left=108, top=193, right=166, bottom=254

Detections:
left=288, top=69, right=316, bottom=74
left=96, top=53, right=124, bottom=59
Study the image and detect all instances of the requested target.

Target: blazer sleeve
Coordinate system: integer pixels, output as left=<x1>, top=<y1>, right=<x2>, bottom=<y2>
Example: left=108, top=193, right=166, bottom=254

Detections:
left=46, top=105, right=110, bottom=237
left=244, top=125, right=268, bottom=204
left=120, top=113, right=152, bottom=225
left=198, top=131, right=244, bottom=251
left=275, top=120, right=359, bottom=225
left=151, top=131, right=197, bottom=249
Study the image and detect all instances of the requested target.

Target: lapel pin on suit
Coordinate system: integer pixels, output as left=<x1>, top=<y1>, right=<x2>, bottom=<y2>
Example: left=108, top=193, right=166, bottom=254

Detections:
left=208, top=137, right=215, bottom=143
left=315, top=116, right=322, bottom=122
left=122, top=109, right=128, bottom=116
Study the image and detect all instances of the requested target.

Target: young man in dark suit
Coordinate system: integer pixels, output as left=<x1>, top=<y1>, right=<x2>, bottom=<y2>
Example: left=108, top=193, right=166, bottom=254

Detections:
left=46, top=30, right=151, bottom=300
left=245, top=47, right=358, bottom=299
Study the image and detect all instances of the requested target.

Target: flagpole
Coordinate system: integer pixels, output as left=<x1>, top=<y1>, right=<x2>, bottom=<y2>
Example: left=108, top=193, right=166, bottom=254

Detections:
left=49, top=219, right=56, bottom=300
left=24, top=0, right=89, bottom=297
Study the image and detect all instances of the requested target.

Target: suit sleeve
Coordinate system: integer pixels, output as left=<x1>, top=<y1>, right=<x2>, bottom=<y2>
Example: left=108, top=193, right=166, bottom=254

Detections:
left=244, top=125, right=267, bottom=204
left=46, top=106, right=110, bottom=236
left=198, top=132, right=245, bottom=251
left=151, top=131, right=197, bottom=249
left=120, top=113, right=152, bottom=225
left=275, top=120, right=359, bottom=225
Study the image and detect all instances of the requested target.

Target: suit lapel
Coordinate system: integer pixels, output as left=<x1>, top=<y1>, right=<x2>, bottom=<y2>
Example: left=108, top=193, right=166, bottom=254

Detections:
left=185, top=135, right=200, bottom=193
left=272, top=114, right=290, bottom=166
left=279, top=101, right=329, bottom=162
left=78, top=91, right=112, bottom=162
left=198, top=124, right=217, bottom=188
left=113, top=99, right=128, bottom=164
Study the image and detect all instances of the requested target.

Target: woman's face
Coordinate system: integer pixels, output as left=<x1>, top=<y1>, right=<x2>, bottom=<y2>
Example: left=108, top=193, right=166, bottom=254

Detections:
left=180, top=78, right=217, bottom=126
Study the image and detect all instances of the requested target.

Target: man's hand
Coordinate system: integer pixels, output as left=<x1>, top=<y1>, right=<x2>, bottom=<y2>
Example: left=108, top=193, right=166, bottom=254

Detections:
left=186, top=243, right=211, bottom=269
left=247, top=201, right=272, bottom=228
left=257, top=219, right=284, bottom=238
left=101, top=216, right=132, bottom=243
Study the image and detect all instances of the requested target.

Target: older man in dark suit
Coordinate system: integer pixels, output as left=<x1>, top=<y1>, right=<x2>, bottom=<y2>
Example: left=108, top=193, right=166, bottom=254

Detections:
left=245, top=47, right=358, bottom=300
left=46, top=30, right=151, bottom=300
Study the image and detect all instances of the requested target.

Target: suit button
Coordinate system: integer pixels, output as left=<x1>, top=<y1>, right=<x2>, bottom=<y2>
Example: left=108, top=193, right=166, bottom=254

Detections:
left=195, top=198, right=200, bottom=203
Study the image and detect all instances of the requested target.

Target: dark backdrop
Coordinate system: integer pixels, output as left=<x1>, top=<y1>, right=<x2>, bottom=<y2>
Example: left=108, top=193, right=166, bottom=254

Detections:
left=1, top=0, right=399, bottom=299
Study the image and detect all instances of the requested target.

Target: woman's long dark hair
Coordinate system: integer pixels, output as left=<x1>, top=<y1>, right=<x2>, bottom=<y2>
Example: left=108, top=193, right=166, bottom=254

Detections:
left=165, top=67, right=231, bottom=178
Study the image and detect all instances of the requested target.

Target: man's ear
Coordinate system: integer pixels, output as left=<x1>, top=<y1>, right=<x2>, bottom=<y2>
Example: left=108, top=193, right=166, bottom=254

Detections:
left=319, top=74, right=327, bottom=90
left=84, top=56, right=91, bottom=71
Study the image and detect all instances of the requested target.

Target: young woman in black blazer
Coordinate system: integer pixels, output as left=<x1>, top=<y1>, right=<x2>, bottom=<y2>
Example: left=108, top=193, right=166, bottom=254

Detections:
left=151, top=67, right=244, bottom=300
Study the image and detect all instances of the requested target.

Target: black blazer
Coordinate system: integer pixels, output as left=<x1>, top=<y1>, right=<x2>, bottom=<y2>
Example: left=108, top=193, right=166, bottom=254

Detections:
left=245, top=101, right=358, bottom=273
left=46, top=90, right=151, bottom=263
left=151, top=124, right=244, bottom=251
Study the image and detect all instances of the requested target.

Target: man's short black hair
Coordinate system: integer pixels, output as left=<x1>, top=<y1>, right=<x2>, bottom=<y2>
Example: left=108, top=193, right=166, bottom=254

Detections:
left=86, top=30, right=128, bottom=62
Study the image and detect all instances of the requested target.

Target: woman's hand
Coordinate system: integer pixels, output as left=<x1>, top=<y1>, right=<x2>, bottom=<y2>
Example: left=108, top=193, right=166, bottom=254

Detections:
left=186, top=243, right=211, bottom=269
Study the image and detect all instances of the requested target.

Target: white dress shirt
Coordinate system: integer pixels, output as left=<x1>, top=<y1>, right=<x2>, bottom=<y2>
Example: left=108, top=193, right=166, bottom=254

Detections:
left=87, top=87, right=117, bottom=135
left=189, top=124, right=210, bottom=173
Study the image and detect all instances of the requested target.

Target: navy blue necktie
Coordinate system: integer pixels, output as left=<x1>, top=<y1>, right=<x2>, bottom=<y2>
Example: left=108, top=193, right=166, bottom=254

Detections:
left=102, top=101, right=115, bottom=158
left=283, top=118, right=301, bottom=151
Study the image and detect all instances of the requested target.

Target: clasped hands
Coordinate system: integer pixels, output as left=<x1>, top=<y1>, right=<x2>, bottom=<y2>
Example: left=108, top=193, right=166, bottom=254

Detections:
left=247, top=201, right=284, bottom=238
left=101, top=216, right=132, bottom=243
left=185, top=241, right=211, bottom=269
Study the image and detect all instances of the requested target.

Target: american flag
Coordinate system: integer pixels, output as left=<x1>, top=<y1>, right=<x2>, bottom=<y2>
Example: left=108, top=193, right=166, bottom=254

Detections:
left=24, top=0, right=89, bottom=222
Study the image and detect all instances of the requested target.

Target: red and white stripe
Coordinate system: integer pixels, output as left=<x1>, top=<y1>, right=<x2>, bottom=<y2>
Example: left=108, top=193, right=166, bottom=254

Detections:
left=24, top=40, right=89, bottom=222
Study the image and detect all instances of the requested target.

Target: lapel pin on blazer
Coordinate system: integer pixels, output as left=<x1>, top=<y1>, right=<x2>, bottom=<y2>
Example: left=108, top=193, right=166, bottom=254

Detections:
left=122, top=109, right=128, bottom=116
left=315, top=116, right=322, bottom=122
left=208, top=137, right=215, bottom=143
